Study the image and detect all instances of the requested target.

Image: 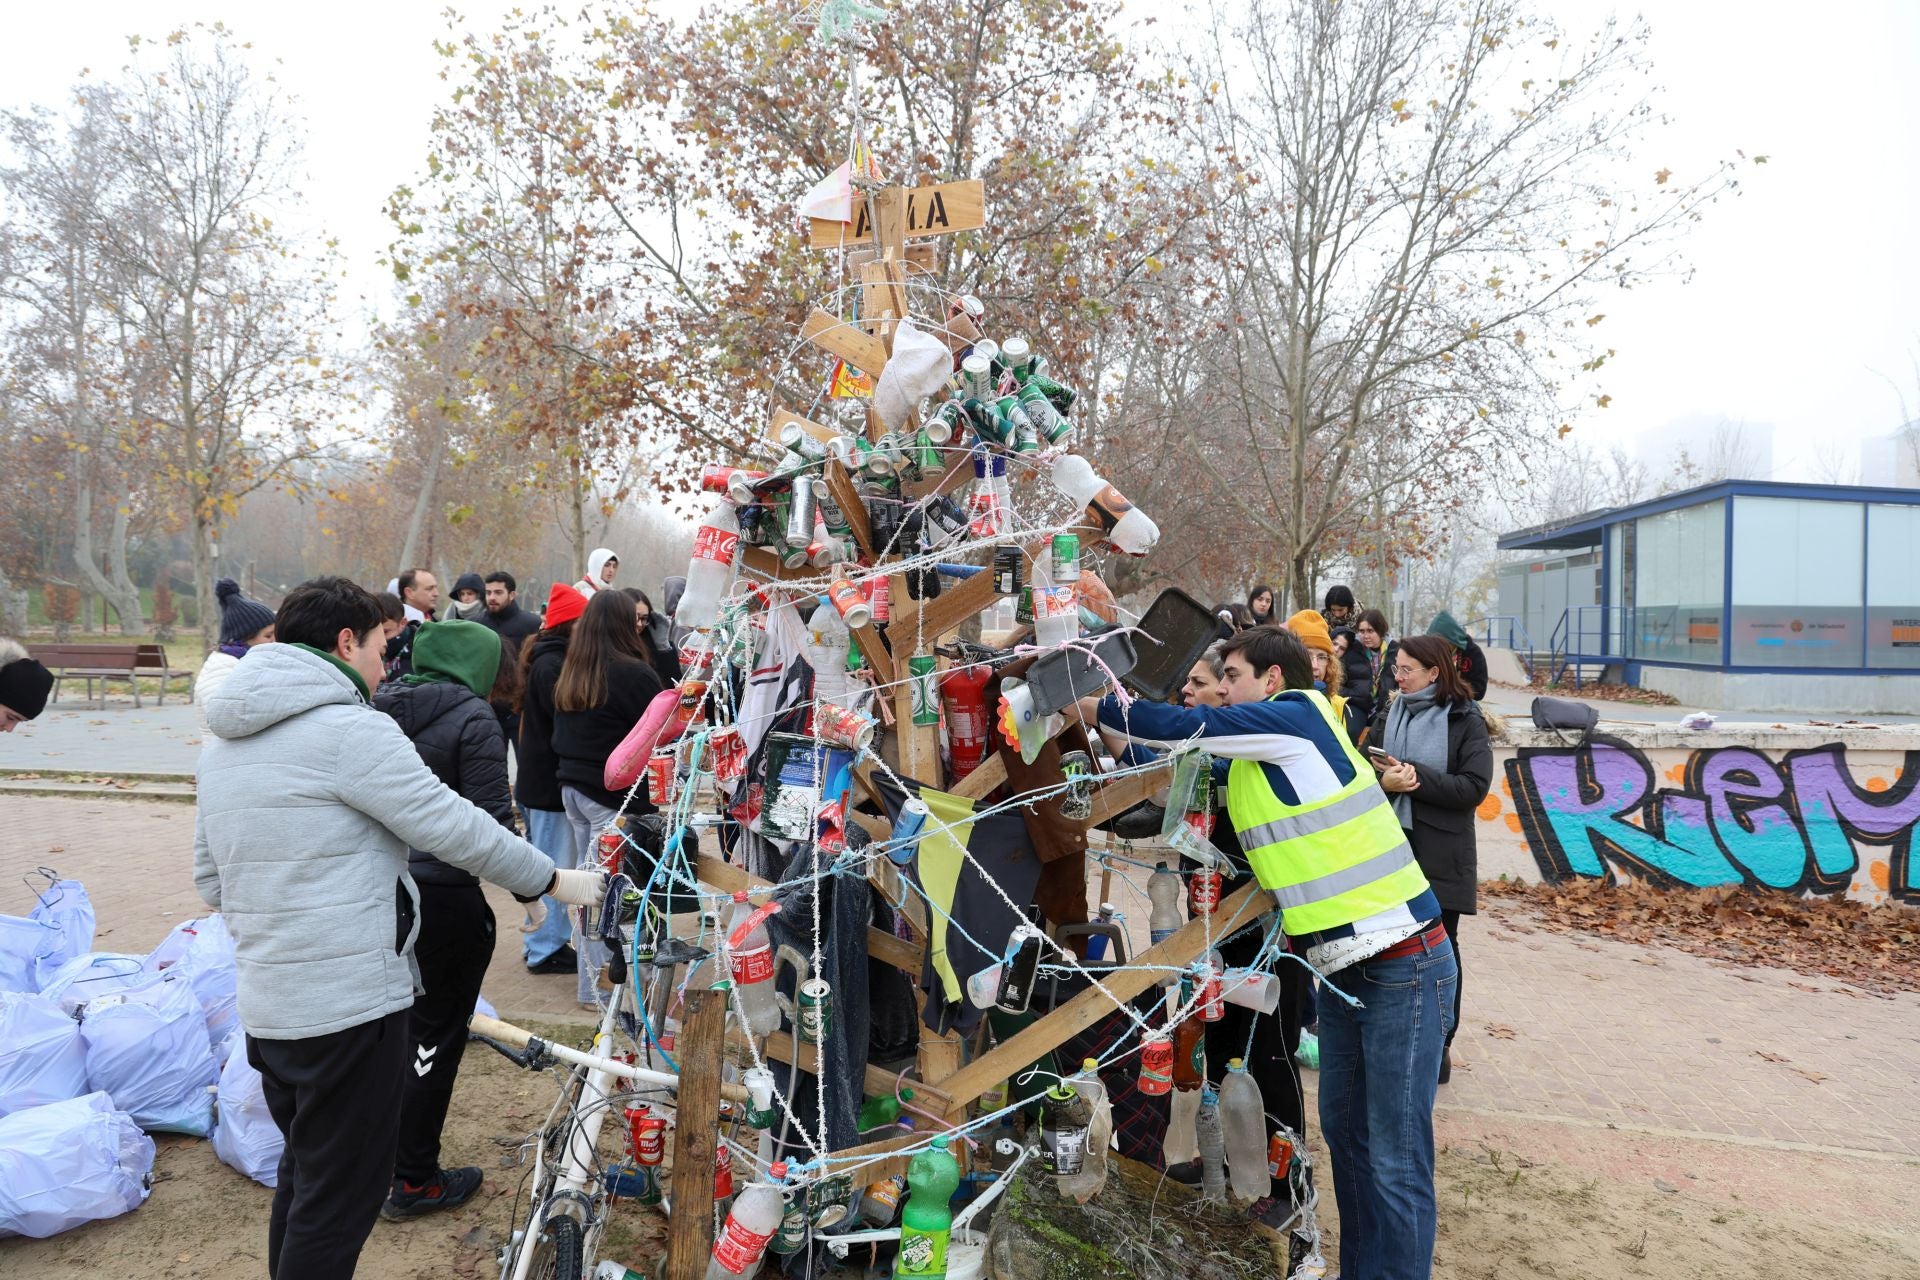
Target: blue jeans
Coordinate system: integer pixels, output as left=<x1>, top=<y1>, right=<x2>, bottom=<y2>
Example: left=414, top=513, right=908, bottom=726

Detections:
left=522, top=807, right=574, bottom=966
left=1317, top=932, right=1457, bottom=1280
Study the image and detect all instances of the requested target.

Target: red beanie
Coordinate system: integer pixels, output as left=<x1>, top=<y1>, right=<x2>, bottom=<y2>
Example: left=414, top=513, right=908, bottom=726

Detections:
left=544, top=582, right=588, bottom=629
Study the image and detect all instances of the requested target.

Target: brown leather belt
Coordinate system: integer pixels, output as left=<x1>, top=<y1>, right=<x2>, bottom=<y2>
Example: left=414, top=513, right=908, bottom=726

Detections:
left=1370, top=923, right=1449, bottom=962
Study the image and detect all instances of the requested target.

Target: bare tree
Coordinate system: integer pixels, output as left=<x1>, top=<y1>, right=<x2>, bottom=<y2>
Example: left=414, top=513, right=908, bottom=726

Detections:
left=90, top=26, right=347, bottom=651
left=1174, top=0, right=1750, bottom=605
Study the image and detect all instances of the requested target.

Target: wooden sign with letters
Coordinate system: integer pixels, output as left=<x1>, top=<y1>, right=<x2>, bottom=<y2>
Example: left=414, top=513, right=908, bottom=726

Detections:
left=808, top=179, right=985, bottom=250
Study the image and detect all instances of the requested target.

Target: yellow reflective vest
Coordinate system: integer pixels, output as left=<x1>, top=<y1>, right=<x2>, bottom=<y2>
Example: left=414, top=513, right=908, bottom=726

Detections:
left=1225, top=690, right=1431, bottom=936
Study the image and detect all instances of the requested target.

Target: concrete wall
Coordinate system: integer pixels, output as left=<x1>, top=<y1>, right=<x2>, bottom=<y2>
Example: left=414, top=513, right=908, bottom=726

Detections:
left=1636, top=665, right=1920, bottom=715
left=1476, top=721, right=1919, bottom=908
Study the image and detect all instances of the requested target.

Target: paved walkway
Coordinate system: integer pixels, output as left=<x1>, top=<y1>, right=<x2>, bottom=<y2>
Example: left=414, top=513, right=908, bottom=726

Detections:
left=7, top=795, right=1916, bottom=1159
left=5, top=702, right=204, bottom=777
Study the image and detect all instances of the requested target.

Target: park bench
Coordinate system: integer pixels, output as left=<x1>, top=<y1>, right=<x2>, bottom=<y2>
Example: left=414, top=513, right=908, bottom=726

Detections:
left=27, top=642, right=191, bottom=708
left=133, top=644, right=194, bottom=704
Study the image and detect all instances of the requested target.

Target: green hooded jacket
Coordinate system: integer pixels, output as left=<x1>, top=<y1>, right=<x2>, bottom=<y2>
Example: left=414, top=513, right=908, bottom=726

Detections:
left=1427, top=610, right=1470, bottom=651
left=400, top=619, right=502, bottom=697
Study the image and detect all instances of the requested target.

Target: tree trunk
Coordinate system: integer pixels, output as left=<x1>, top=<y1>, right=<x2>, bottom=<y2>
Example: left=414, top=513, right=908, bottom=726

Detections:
left=192, top=516, right=217, bottom=656
left=396, top=418, right=448, bottom=578
left=72, top=477, right=146, bottom=633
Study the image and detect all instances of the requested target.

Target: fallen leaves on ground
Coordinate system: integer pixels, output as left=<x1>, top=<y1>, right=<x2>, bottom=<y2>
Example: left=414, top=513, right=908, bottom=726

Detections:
left=1482, top=877, right=1920, bottom=995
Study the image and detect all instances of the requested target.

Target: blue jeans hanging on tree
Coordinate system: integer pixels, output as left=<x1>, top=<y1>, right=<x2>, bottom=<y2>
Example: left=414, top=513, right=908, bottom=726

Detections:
left=1316, top=933, right=1457, bottom=1280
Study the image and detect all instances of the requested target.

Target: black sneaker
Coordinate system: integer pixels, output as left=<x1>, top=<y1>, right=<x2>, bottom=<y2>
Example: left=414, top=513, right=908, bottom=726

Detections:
left=1246, top=1194, right=1296, bottom=1230
left=381, top=1166, right=483, bottom=1220
left=1108, top=801, right=1167, bottom=840
left=527, top=944, right=578, bottom=975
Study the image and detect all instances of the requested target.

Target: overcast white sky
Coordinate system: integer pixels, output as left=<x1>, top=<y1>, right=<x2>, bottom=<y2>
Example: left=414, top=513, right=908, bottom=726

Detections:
left=5, top=1, right=1917, bottom=483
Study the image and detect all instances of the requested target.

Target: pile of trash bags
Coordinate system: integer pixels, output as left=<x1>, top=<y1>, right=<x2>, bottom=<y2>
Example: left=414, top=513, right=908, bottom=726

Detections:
left=0, top=875, right=283, bottom=1239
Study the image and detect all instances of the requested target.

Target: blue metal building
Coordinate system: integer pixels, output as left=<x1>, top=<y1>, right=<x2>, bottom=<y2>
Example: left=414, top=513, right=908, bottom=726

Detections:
left=1495, top=480, right=1920, bottom=713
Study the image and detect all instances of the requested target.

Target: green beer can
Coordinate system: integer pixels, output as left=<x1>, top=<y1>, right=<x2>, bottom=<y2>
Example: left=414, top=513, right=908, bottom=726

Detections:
left=909, top=655, right=940, bottom=726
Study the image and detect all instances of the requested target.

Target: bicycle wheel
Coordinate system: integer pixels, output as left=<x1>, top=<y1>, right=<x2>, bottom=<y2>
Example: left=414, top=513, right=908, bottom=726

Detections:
left=524, top=1213, right=584, bottom=1280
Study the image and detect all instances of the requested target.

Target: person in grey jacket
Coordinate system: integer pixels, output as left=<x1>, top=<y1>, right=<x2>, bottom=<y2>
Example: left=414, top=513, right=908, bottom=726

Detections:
left=194, top=576, right=604, bottom=1280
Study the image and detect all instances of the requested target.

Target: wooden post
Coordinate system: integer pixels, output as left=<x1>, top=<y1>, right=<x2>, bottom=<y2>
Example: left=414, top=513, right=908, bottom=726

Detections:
left=665, top=987, right=728, bottom=1280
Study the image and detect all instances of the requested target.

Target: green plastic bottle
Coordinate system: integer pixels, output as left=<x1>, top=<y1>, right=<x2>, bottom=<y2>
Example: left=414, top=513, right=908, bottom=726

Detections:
left=894, top=1135, right=961, bottom=1278
left=857, top=1087, right=915, bottom=1132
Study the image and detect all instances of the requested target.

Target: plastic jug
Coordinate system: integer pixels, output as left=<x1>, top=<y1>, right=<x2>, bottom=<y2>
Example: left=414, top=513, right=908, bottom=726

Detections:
left=1219, top=1058, right=1268, bottom=1200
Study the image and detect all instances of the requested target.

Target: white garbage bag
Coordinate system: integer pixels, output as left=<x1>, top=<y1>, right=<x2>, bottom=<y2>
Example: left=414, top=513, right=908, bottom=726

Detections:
left=209, top=1039, right=281, bottom=1187
left=0, top=992, right=89, bottom=1120
left=0, top=914, right=56, bottom=993
left=36, top=952, right=154, bottom=1016
left=78, top=976, right=217, bottom=1136
left=145, top=915, right=240, bottom=1060
left=871, top=321, right=957, bottom=430
left=0, top=1092, right=154, bottom=1238
left=27, top=879, right=96, bottom=990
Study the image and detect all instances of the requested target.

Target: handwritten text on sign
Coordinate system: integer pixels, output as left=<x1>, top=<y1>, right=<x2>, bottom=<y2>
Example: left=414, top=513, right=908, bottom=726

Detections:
left=808, top=180, right=986, bottom=250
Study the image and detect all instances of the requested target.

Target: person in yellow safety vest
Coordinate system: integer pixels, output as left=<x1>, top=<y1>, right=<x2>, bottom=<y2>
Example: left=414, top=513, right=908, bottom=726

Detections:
left=1086, top=624, right=1457, bottom=1280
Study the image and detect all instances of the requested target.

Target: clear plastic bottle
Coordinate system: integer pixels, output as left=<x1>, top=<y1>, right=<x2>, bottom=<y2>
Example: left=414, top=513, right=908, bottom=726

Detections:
left=707, top=1160, right=787, bottom=1278
left=1163, top=1084, right=1200, bottom=1168
left=725, top=891, right=781, bottom=1036
left=1218, top=1057, right=1269, bottom=1201
left=1057, top=1059, right=1111, bottom=1202
left=1195, top=1087, right=1227, bottom=1202
left=1147, top=863, right=1183, bottom=945
left=1049, top=453, right=1158, bottom=555
left=1031, top=558, right=1078, bottom=650
left=806, top=601, right=852, bottom=710
left=679, top=498, right=742, bottom=631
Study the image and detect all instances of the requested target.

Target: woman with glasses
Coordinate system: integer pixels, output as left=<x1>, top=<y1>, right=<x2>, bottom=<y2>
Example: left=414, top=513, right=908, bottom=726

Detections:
left=1369, top=633, right=1492, bottom=1084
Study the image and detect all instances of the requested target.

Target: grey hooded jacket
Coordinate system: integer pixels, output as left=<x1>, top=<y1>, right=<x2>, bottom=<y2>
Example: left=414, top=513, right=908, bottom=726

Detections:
left=193, top=643, right=556, bottom=1040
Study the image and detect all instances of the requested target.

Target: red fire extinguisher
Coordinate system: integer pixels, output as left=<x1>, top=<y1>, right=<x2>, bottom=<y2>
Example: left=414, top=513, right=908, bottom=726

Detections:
left=938, top=664, right=994, bottom=780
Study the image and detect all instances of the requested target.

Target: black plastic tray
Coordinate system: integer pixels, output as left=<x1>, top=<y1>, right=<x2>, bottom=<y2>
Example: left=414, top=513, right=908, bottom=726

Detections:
left=1121, top=587, right=1230, bottom=701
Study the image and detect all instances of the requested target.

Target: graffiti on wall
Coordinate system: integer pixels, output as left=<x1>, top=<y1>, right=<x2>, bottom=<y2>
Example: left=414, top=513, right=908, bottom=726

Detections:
left=1502, top=736, right=1918, bottom=902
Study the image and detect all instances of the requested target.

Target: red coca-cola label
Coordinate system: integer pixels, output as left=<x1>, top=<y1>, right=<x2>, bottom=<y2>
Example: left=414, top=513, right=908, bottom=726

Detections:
left=1139, top=1036, right=1173, bottom=1095
left=714, top=1142, right=734, bottom=1198
left=1198, top=974, right=1224, bottom=1022
left=1189, top=870, right=1222, bottom=916
left=597, top=830, right=625, bottom=873
left=712, top=1217, right=775, bottom=1273
left=868, top=578, right=891, bottom=622
left=730, top=940, right=774, bottom=985
left=693, top=522, right=740, bottom=565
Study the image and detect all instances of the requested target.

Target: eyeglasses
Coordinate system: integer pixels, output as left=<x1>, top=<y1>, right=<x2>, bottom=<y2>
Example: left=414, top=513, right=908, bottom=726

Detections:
left=1394, top=663, right=1429, bottom=677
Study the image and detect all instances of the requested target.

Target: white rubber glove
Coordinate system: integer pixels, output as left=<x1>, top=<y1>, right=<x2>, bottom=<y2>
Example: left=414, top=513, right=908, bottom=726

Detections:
left=548, top=867, right=607, bottom=909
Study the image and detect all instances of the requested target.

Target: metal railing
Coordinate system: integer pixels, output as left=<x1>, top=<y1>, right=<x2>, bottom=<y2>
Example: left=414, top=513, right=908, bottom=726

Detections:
left=1547, top=605, right=1628, bottom=688
left=1466, top=615, right=1536, bottom=681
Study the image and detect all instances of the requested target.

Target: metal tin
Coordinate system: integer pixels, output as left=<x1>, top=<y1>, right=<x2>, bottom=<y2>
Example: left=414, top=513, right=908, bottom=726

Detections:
left=1020, top=382, right=1070, bottom=443
left=1000, top=336, right=1033, bottom=381
left=785, top=475, right=817, bottom=548
left=994, top=395, right=1032, bottom=440
left=819, top=490, right=852, bottom=539
left=813, top=699, right=875, bottom=751
left=992, top=545, right=1022, bottom=595
left=1051, top=533, right=1082, bottom=582
left=627, top=1105, right=667, bottom=1166
left=596, top=829, right=625, bottom=875
left=826, top=577, right=872, bottom=629
left=1058, top=750, right=1093, bottom=821
left=925, top=399, right=964, bottom=445
left=908, top=656, right=940, bottom=726
left=960, top=354, right=993, bottom=399
left=1139, top=1032, right=1174, bottom=1096
left=807, top=1172, right=855, bottom=1228
left=867, top=576, right=891, bottom=625
left=995, top=925, right=1043, bottom=1014
left=713, top=1141, right=734, bottom=1199
left=889, top=797, right=931, bottom=866
left=645, top=753, right=675, bottom=807
left=780, top=422, right=827, bottom=460
left=913, top=429, right=941, bottom=473
left=1189, top=868, right=1223, bottom=917
left=770, top=1193, right=810, bottom=1255
left=1029, top=369, right=1077, bottom=413
left=796, top=977, right=833, bottom=1044
left=1015, top=584, right=1034, bottom=625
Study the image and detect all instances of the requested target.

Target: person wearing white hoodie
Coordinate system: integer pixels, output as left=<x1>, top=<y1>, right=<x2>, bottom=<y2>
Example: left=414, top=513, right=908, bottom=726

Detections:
left=574, top=547, right=618, bottom=597
left=194, top=576, right=605, bottom=1280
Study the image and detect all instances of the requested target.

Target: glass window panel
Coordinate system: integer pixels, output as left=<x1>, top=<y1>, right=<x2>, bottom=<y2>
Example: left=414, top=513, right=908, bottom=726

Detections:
left=1729, top=497, right=1862, bottom=668
left=1631, top=500, right=1723, bottom=664
left=1867, top=504, right=1920, bottom=668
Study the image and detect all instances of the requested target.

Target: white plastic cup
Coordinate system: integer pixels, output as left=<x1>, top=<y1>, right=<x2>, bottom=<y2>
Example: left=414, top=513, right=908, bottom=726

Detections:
left=1220, top=968, right=1279, bottom=1015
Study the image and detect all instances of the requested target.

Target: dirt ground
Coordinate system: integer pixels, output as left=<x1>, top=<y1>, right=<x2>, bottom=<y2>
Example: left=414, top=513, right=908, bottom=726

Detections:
left=5, top=1021, right=1915, bottom=1280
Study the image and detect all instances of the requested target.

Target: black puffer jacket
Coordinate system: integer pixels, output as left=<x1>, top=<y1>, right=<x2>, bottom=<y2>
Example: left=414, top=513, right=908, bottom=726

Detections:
left=372, top=679, right=515, bottom=887
left=553, top=654, right=664, bottom=813
left=1367, top=695, right=1493, bottom=914
left=516, top=630, right=569, bottom=813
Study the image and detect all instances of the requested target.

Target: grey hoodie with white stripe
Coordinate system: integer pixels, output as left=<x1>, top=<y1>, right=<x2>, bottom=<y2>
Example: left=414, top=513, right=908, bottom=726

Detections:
left=193, top=643, right=555, bottom=1040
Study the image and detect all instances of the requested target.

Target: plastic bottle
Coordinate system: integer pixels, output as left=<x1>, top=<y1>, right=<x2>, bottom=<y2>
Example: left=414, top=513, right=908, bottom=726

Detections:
left=1162, top=1084, right=1200, bottom=1168
left=708, top=1160, right=787, bottom=1278
left=1218, top=1058, right=1268, bottom=1201
left=725, top=891, right=781, bottom=1036
left=1195, top=1087, right=1227, bottom=1202
left=1057, top=1059, right=1111, bottom=1202
left=1049, top=454, right=1158, bottom=556
left=894, top=1135, right=962, bottom=1278
left=857, top=1088, right=915, bottom=1133
left=806, top=601, right=853, bottom=710
left=1147, top=863, right=1184, bottom=946
left=857, top=1173, right=906, bottom=1227
left=1039, top=1083, right=1092, bottom=1193
left=1030, top=558, right=1078, bottom=650
left=1172, top=1012, right=1206, bottom=1092
left=680, top=498, right=742, bottom=630
left=1085, top=902, right=1116, bottom=962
